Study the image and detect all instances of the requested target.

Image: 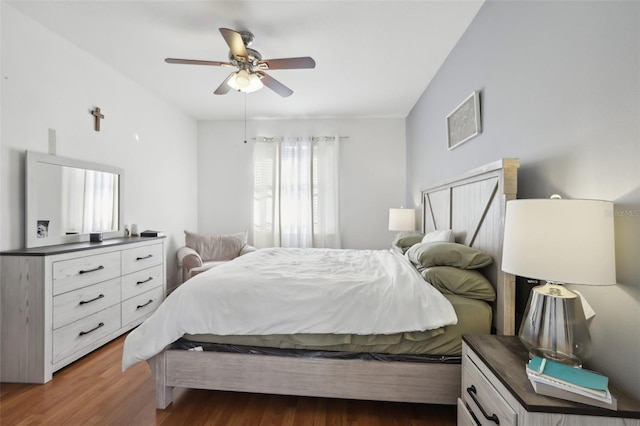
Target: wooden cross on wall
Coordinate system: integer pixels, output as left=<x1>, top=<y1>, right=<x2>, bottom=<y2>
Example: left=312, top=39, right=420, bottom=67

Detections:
left=91, top=107, right=105, bottom=131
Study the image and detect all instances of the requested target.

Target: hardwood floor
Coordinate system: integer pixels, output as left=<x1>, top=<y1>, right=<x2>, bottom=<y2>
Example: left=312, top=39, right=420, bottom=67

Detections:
left=0, top=334, right=457, bottom=425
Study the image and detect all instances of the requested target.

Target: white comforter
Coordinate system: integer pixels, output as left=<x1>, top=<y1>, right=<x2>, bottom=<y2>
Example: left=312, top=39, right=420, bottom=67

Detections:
left=122, top=248, right=457, bottom=370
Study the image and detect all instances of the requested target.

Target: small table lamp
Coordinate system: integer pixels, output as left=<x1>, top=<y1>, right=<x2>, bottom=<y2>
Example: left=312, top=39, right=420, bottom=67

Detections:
left=502, top=197, right=616, bottom=366
left=388, top=207, right=416, bottom=231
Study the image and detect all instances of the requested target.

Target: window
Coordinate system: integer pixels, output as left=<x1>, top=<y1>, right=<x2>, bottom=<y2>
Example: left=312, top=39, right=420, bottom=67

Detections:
left=253, top=136, right=341, bottom=248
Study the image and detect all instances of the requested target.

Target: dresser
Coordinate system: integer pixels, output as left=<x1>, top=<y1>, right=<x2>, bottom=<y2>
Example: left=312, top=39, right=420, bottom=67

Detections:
left=1, top=237, right=166, bottom=383
left=459, top=334, right=640, bottom=426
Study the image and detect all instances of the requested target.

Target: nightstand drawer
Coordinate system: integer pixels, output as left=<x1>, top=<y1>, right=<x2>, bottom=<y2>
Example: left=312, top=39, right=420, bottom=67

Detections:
left=462, top=352, right=517, bottom=426
left=457, top=398, right=480, bottom=426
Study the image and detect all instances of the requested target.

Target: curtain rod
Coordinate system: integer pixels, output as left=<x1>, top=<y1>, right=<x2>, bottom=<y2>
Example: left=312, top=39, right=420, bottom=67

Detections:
left=252, top=136, right=349, bottom=142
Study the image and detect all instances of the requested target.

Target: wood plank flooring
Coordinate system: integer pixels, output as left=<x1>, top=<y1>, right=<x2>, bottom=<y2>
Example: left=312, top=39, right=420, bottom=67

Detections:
left=0, top=334, right=456, bottom=425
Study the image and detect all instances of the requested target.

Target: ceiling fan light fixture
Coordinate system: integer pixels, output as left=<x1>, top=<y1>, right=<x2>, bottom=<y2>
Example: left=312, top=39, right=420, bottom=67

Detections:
left=227, top=70, right=263, bottom=93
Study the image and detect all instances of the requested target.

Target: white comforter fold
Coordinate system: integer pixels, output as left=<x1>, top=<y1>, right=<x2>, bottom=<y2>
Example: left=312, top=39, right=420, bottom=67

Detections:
left=122, top=248, right=457, bottom=370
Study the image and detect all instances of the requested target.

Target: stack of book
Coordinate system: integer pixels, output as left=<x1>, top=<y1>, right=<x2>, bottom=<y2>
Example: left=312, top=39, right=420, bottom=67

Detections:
left=526, top=356, right=617, bottom=410
left=140, top=230, right=165, bottom=237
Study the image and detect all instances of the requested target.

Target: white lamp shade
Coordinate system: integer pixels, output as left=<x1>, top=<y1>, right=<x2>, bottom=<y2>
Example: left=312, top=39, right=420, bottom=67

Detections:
left=388, top=208, right=415, bottom=231
left=502, top=199, right=616, bottom=285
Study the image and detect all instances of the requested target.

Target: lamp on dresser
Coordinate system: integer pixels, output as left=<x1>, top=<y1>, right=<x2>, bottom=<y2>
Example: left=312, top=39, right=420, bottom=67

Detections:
left=501, top=196, right=616, bottom=366
left=388, top=207, right=415, bottom=232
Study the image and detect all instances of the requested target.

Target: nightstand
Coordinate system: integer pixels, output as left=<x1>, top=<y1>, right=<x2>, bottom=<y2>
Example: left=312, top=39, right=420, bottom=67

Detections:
left=458, top=334, right=640, bottom=426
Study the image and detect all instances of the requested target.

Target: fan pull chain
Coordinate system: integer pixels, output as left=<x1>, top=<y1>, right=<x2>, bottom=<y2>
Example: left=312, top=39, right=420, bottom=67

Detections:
left=244, top=94, right=247, bottom=144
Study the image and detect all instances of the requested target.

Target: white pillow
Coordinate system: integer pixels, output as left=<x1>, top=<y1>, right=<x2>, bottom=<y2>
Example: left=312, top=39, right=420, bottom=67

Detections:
left=422, top=229, right=455, bottom=244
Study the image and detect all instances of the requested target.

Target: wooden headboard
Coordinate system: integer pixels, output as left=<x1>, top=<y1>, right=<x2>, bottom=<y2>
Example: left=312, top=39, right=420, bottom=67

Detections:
left=420, top=158, right=519, bottom=336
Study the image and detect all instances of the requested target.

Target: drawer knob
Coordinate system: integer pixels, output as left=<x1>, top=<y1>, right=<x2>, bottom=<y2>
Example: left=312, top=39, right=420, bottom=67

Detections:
left=467, top=385, right=500, bottom=424
left=136, top=299, right=154, bottom=309
left=79, top=265, right=105, bottom=275
left=136, top=254, right=153, bottom=261
left=79, top=322, right=105, bottom=336
left=79, top=293, right=105, bottom=305
left=136, top=277, right=153, bottom=285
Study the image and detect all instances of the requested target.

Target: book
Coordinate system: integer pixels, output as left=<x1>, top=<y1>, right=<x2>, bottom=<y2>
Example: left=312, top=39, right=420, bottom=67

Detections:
left=140, top=230, right=165, bottom=237
left=529, top=375, right=617, bottom=410
left=527, top=356, right=609, bottom=394
left=527, top=370, right=613, bottom=402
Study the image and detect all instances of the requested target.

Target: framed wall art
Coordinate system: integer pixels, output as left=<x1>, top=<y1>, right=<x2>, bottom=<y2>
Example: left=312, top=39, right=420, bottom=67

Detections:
left=446, top=91, right=481, bottom=150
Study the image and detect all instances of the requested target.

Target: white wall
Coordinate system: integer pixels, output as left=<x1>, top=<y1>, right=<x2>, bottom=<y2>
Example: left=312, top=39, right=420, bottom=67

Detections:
left=1, top=4, right=199, bottom=289
left=197, top=118, right=406, bottom=250
left=407, top=1, right=640, bottom=398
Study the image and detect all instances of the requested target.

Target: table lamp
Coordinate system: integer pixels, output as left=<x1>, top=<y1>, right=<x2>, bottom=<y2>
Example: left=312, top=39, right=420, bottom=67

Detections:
left=502, top=197, right=616, bottom=366
left=388, top=207, right=415, bottom=231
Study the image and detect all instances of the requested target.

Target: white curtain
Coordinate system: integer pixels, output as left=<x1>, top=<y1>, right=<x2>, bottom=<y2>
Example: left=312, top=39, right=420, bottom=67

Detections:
left=253, top=136, right=341, bottom=249
left=62, top=168, right=118, bottom=233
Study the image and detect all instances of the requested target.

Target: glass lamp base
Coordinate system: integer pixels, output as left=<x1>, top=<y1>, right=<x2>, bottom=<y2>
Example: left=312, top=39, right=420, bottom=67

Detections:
left=519, top=282, right=592, bottom=367
left=527, top=346, right=582, bottom=367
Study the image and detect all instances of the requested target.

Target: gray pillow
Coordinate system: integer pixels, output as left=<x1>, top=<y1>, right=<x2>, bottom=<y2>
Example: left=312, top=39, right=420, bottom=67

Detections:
left=421, top=266, right=496, bottom=302
left=392, top=231, right=425, bottom=252
left=406, top=242, right=493, bottom=270
left=185, top=230, right=247, bottom=262
left=393, top=231, right=425, bottom=247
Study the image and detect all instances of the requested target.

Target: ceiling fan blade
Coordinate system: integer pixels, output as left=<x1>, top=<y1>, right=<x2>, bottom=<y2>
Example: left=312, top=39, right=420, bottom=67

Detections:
left=165, top=58, right=233, bottom=67
left=214, top=73, right=235, bottom=95
left=219, top=28, right=248, bottom=61
left=257, top=71, right=293, bottom=97
left=258, top=57, right=316, bottom=70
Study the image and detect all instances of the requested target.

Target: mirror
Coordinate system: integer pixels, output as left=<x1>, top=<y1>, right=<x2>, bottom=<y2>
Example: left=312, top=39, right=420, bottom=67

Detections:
left=25, top=151, right=124, bottom=248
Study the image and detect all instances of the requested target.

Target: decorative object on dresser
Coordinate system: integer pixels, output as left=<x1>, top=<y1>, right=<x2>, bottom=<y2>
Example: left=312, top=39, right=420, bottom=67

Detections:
left=128, top=158, right=519, bottom=409
left=502, top=196, right=616, bottom=366
left=446, top=91, right=481, bottom=150
left=141, top=230, right=165, bottom=237
left=388, top=207, right=416, bottom=232
left=459, top=335, right=640, bottom=426
left=0, top=237, right=166, bottom=383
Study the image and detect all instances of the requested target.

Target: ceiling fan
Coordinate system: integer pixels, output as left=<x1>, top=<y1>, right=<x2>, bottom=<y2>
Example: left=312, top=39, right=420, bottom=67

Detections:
left=165, top=28, right=316, bottom=97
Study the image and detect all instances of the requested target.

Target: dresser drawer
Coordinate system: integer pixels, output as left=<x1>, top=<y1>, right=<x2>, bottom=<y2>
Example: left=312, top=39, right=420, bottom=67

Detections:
left=462, top=351, right=517, bottom=426
left=53, top=277, right=121, bottom=329
left=122, top=265, right=163, bottom=300
left=121, top=243, right=162, bottom=274
left=52, top=304, right=121, bottom=363
left=53, top=251, right=121, bottom=295
left=122, top=286, right=163, bottom=327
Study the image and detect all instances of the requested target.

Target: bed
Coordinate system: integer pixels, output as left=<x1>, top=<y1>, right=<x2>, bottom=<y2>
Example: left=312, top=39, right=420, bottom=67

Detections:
left=126, top=158, right=519, bottom=408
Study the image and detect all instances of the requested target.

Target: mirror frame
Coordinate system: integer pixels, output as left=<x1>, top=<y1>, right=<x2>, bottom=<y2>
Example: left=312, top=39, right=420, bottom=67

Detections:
left=25, top=151, right=124, bottom=248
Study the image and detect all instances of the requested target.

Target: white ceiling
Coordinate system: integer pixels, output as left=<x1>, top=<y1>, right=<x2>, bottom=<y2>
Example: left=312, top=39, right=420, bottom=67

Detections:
left=8, top=0, right=484, bottom=121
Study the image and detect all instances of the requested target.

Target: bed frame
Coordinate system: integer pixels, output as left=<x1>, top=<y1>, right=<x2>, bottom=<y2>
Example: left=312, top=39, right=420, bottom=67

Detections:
left=150, top=158, right=520, bottom=408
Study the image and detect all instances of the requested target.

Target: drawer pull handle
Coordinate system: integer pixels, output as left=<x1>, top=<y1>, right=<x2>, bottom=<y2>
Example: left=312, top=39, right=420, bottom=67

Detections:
left=467, top=385, right=500, bottom=424
left=79, top=322, right=104, bottom=336
left=136, top=299, right=153, bottom=309
left=79, top=294, right=105, bottom=305
left=79, top=265, right=105, bottom=274
left=136, top=277, right=153, bottom=285
left=136, top=254, right=153, bottom=261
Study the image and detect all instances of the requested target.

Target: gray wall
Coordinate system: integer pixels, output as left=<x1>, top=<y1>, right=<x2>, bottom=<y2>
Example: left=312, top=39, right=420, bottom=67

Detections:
left=406, top=1, right=639, bottom=398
